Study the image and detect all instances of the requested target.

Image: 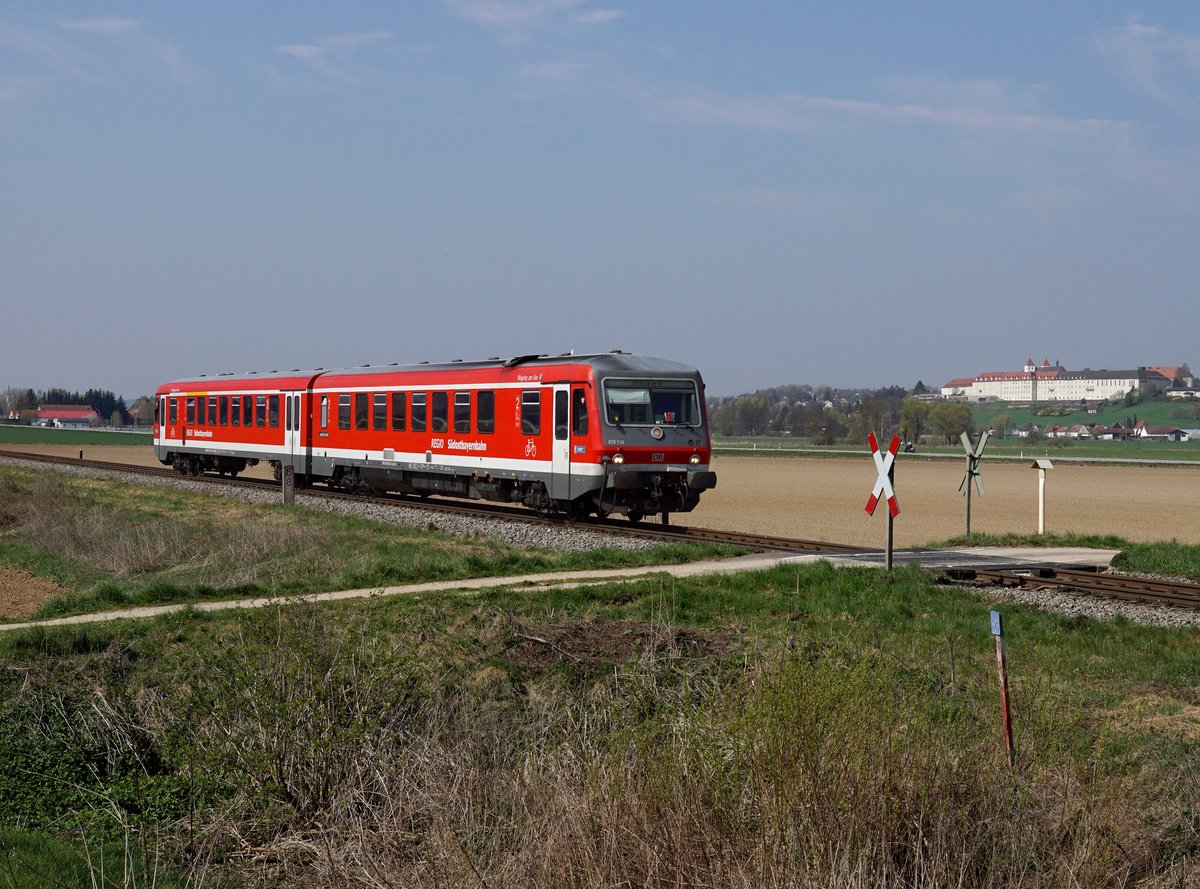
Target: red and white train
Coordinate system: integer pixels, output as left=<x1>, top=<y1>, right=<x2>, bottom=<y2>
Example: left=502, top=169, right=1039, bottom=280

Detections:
left=153, top=352, right=717, bottom=522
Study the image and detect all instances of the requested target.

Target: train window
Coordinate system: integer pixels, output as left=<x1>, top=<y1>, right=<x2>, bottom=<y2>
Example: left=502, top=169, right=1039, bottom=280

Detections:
left=169, top=398, right=178, bottom=425
left=338, top=394, right=350, bottom=430
left=355, top=393, right=369, bottom=430
left=198, top=396, right=207, bottom=426
left=219, top=396, right=228, bottom=426
left=269, top=395, right=280, bottom=428
left=572, top=388, right=588, bottom=436
left=373, top=393, right=387, bottom=431
left=432, top=391, right=448, bottom=432
left=256, top=395, right=267, bottom=427
left=320, top=396, right=328, bottom=429
left=186, top=397, right=195, bottom=425
left=555, top=390, right=568, bottom=441
left=391, top=392, right=406, bottom=431
left=231, top=396, right=241, bottom=427
left=521, top=390, right=541, bottom=435
left=412, top=393, right=426, bottom=432
left=603, top=379, right=700, bottom=427
left=243, top=396, right=253, bottom=427
left=208, top=396, right=217, bottom=426
left=285, top=395, right=292, bottom=431
left=477, top=391, right=494, bottom=434
left=454, top=392, right=470, bottom=433
left=155, top=398, right=161, bottom=425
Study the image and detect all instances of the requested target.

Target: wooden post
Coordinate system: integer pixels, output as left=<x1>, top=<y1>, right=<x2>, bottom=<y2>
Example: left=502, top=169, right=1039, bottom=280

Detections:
left=991, top=611, right=1015, bottom=769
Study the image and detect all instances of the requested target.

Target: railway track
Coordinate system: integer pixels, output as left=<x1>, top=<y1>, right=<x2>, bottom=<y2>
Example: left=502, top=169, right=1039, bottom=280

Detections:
left=4, top=448, right=1200, bottom=610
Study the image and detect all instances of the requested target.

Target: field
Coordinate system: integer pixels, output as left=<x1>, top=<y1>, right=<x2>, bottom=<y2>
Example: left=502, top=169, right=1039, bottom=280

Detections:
left=6, top=442, right=1199, bottom=548
left=3, top=452, right=1200, bottom=884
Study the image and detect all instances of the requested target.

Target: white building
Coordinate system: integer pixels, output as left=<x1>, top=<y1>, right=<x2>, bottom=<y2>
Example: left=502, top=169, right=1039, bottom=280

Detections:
left=942, top=358, right=1172, bottom=403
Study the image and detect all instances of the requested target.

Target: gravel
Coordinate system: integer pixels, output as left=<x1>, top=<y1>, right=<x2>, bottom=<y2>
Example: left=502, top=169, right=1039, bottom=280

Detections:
left=0, top=456, right=658, bottom=553
left=972, top=581, right=1200, bottom=630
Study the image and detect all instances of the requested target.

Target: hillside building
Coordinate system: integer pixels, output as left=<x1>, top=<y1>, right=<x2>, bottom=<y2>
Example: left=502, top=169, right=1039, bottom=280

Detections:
left=941, top=358, right=1172, bottom=403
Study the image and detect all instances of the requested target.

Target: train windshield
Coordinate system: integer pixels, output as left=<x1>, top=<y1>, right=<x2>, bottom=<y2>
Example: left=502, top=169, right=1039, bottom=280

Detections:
left=603, top=379, right=700, bottom=427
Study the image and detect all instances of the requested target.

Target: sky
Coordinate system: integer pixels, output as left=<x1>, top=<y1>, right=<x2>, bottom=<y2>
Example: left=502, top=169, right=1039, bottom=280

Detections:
left=2, top=2, right=1199, bottom=399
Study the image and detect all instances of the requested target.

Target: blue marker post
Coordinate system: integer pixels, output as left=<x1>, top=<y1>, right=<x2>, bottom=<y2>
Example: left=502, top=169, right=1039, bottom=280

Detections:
left=990, top=610, right=1015, bottom=769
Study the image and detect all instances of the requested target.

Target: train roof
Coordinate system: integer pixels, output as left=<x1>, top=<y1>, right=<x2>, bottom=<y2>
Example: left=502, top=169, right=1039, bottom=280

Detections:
left=158, top=352, right=702, bottom=392
left=317, top=352, right=700, bottom=379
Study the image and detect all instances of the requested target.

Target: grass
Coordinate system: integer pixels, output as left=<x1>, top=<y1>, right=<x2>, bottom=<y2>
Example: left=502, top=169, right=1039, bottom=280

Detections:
left=0, top=425, right=152, bottom=446
left=5, top=467, right=1200, bottom=884
left=3, top=558, right=1200, bottom=885
left=0, top=465, right=739, bottom=620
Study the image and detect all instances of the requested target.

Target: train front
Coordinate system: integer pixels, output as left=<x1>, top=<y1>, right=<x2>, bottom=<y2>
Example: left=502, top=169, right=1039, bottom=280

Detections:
left=594, top=361, right=717, bottom=521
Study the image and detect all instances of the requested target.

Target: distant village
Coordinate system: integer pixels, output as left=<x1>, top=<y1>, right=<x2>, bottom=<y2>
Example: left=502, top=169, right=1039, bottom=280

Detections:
left=940, top=358, right=1194, bottom=405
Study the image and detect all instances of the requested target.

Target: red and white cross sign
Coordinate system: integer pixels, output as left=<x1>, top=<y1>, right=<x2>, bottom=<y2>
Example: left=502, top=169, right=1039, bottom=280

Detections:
left=865, top=432, right=901, bottom=518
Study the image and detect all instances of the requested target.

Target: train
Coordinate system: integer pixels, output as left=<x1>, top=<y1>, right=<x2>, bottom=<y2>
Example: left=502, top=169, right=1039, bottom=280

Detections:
left=153, top=351, right=717, bottom=522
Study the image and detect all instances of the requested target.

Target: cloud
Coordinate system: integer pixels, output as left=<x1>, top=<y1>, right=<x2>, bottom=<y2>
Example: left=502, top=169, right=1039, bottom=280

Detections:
left=1098, top=16, right=1200, bottom=113
left=517, top=60, right=587, bottom=88
left=0, top=20, right=99, bottom=82
left=445, top=0, right=621, bottom=35
left=641, top=82, right=1130, bottom=140
left=59, top=17, right=139, bottom=35
left=275, top=31, right=391, bottom=81
left=572, top=9, right=624, bottom=25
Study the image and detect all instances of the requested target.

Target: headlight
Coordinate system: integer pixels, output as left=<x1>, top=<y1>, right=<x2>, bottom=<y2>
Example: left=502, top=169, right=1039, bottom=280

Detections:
left=689, top=454, right=701, bottom=465
left=612, top=453, right=625, bottom=465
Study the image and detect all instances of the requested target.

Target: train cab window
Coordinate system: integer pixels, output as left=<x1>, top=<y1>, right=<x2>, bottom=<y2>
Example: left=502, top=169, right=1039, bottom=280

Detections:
left=521, top=390, right=541, bottom=435
left=186, top=397, right=196, bottom=425
left=155, top=399, right=161, bottom=425
left=572, top=388, right=589, bottom=436
left=391, top=392, right=406, bottom=431
left=477, top=391, right=494, bottom=434
left=208, top=397, right=217, bottom=426
left=338, top=394, right=351, bottom=430
left=320, top=396, right=328, bottom=429
left=231, top=396, right=241, bottom=427
left=412, top=393, right=427, bottom=432
left=269, top=395, right=280, bottom=428
left=256, top=395, right=267, bottom=427
left=219, top=396, right=228, bottom=426
left=373, top=393, right=387, bottom=431
left=454, top=392, right=471, bottom=433
left=169, top=399, right=178, bottom=425
left=555, top=390, right=568, bottom=441
left=198, top=396, right=207, bottom=426
left=355, top=393, right=369, bottom=430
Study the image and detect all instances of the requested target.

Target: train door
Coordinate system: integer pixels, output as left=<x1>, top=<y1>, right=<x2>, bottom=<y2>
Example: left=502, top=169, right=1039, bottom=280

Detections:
left=550, top=384, right=571, bottom=500
left=284, top=391, right=302, bottom=468
left=158, top=397, right=167, bottom=446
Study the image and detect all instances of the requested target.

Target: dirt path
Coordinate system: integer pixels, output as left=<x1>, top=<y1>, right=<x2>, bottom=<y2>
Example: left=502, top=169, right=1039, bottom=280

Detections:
left=6, top=444, right=1198, bottom=548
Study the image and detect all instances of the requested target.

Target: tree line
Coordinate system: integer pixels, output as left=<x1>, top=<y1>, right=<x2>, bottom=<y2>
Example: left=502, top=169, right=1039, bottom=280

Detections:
left=708, top=382, right=974, bottom=446
left=0, top=387, right=150, bottom=426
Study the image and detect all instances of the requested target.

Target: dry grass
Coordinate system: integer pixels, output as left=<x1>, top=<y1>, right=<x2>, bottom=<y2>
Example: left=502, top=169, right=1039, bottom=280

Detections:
left=40, top=609, right=1187, bottom=888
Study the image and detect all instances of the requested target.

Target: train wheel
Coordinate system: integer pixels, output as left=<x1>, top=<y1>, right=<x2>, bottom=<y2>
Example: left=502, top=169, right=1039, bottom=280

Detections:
left=229, top=468, right=239, bottom=478
left=565, top=500, right=589, bottom=522
left=627, top=510, right=644, bottom=524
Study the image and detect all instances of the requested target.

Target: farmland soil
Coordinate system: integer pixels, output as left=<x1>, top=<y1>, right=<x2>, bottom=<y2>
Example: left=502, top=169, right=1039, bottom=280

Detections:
left=6, top=444, right=1199, bottom=549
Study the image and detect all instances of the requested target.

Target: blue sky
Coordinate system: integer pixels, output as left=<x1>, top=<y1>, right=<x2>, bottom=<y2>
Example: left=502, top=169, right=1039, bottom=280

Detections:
left=3, top=2, right=1198, bottom=398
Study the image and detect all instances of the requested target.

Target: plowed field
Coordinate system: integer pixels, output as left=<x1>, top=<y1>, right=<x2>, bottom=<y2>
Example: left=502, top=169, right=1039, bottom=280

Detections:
left=6, top=445, right=1198, bottom=548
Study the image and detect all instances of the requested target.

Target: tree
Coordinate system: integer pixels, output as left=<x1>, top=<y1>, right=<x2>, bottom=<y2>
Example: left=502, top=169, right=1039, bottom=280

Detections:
left=913, top=380, right=928, bottom=395
left=929, top=402, right=973, bottom=444
left=991, top=413, right=1012, bottom=439
left=898, top=397, right=929, bottom=444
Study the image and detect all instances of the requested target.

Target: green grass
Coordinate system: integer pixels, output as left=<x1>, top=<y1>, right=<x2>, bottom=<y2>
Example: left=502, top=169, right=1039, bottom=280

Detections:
left=0, top=425, right=152, bottom=446
left=0, top=465, right=739, bottom=620
left=971, top=395, right=1200, bottom=431
left=5, top=467, right=1200, bottom=883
